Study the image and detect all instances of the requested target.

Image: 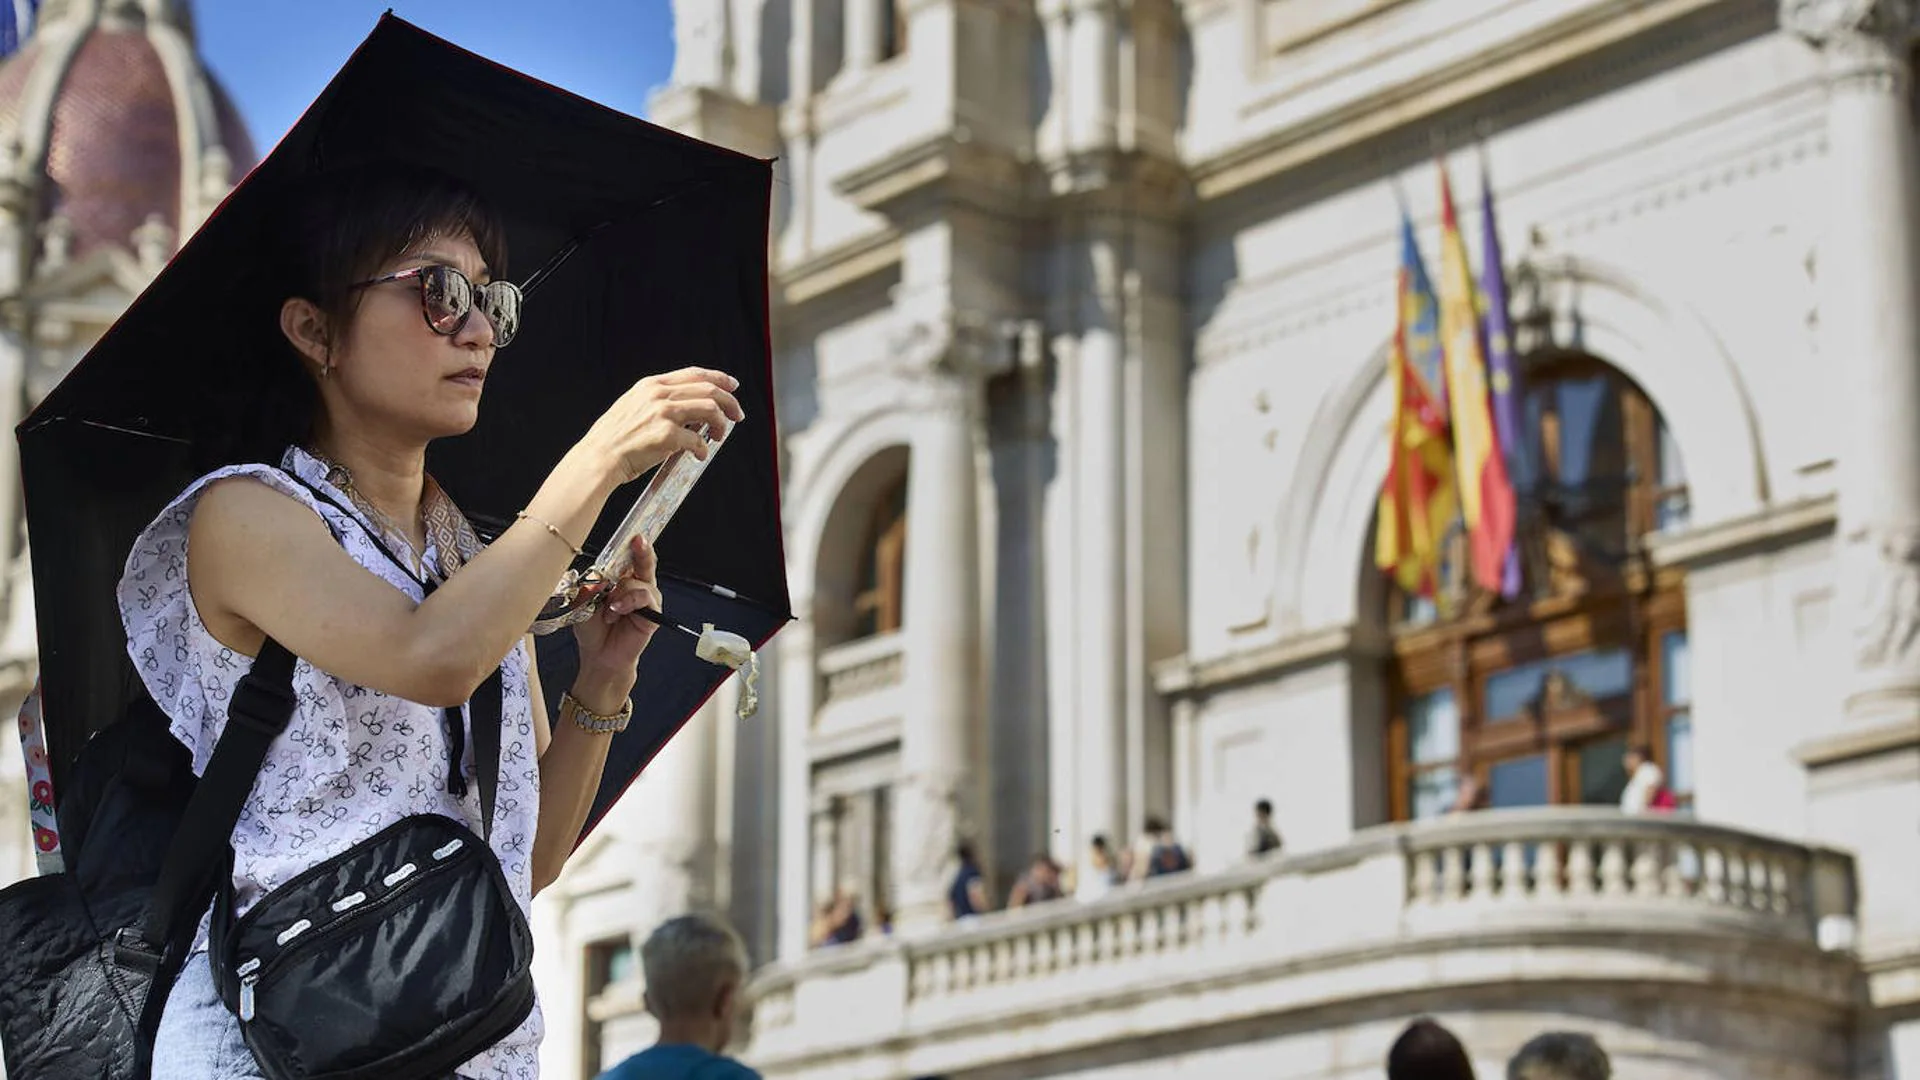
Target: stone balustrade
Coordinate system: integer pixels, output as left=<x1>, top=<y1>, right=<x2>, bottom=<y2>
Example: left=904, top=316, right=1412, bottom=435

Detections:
left=817, top=632, right=906, bottom=704
left=733, top=809, right=1858, bottom=1080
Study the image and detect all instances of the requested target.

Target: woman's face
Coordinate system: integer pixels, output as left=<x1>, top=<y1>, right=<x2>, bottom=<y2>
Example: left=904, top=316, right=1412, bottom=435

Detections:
left=325, top=230, right=501, bottom=443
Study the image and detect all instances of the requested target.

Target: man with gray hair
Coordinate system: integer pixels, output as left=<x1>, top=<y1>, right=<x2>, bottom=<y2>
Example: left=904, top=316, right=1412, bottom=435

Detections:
left=596, top=913, right=762, bottom=1079
left=1508, top=1032, right=1611, bottom=1080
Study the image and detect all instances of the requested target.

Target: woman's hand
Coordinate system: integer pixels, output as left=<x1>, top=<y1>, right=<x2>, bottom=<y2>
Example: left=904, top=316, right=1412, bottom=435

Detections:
left=569, top=533, right=663, bottom=711
left=580, top=368, right=746, bottom=488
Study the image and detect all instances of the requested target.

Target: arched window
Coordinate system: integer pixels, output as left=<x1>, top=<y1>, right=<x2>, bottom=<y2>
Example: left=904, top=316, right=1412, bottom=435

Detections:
left=1386, top=355, right=1693, bottom=820
left=851, top=478, right=906, bottom=639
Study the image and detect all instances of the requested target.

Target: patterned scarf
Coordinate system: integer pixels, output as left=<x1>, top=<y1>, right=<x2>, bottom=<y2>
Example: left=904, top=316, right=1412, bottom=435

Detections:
left=305, top=449, right=485, bottom=583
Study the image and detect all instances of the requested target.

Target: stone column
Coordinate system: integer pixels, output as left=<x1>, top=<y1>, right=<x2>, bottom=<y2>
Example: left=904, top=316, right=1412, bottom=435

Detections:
left=669, top=0, right=733, bottom=90
left=1783, top=4, right=1920, bottom=1066
left=1785, top=0, right=1920, bottom=733
left=843, top=0, right=883, bottom=75
left=775, top=617, right=818, bottom=961
left=624, top=695, right=721, bottom=923
left=889, top=374, right=983, bottom=932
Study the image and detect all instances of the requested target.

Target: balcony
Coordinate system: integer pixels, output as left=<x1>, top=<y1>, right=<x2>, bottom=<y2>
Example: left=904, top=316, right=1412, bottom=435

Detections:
left=738, top=809, right=1861, bottom=1079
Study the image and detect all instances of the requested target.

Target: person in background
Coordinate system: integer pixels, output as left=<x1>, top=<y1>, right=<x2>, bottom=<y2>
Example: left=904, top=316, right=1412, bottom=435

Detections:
left=949, top=841, right=990, bottom=920
left=1247, top=798, right=1283, bottom=857
left=1006, top=853, right=1065, bottom=908
left=1132, top=815, right=1192, bottom=881
left=1507, top=1031, right=1611, bottom=1080
left=596, top=913, right=760, bottom=1080
left=1618, top=744, right=1668, bottom=815
left=1077, top=834, right=1122, bottom=901
left=1386, top=1017, right=1477, bottom=1080
left=807, top=885, right=862, bottom=948
left=1450, top=775, right=1487, bottom=816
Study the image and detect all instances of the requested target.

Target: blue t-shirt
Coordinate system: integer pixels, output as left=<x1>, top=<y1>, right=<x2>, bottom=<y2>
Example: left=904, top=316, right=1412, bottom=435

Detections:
left=597, top=1043, right=762, bottom=1080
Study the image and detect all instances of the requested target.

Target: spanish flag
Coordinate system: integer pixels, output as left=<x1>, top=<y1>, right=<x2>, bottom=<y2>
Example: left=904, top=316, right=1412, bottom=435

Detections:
left=1375, top=210, right=1456, bottom=598
left=1437, top=162, right=1517, bottom=593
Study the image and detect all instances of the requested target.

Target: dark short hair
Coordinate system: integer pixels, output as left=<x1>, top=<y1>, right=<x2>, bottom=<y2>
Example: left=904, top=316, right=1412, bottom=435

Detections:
left=1508, top=1032, right=1610, bottom=1080
left=1143, top=814, right=1168, bottom=834
left=955, top=841, right=976, bottom=863
left=1624, top=743, right=1651, bottom=761
left=249, top=163, right=509, bottom=451
left=1255, top=798, right=1273, bottom=816
left=1090, top=833, right=1110, bottom=851
left=1388, top=1018, right=1477, bottom=1080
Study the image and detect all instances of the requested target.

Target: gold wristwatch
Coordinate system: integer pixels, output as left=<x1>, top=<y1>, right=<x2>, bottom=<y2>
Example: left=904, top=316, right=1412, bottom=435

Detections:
left=558, top=690, right=633, bottom=735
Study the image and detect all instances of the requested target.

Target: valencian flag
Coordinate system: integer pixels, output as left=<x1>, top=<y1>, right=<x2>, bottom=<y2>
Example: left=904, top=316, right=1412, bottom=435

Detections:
left=1375, top=208, right=1457, bottom=597
left=1478, top=155, right=1527, bottom=598
left=1437, top=161, right=1517, bottom=592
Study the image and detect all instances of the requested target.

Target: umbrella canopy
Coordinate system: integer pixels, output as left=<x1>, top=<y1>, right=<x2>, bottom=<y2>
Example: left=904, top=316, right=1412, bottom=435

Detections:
left=16, top=14, right=790, bottom=840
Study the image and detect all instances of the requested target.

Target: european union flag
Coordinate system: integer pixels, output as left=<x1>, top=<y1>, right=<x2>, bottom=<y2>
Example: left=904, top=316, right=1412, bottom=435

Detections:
left=0, top=0, right=39, bottom=59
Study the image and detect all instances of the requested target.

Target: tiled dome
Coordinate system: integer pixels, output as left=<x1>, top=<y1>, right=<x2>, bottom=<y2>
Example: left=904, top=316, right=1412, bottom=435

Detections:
left=0, top=0, right=254, bottom=268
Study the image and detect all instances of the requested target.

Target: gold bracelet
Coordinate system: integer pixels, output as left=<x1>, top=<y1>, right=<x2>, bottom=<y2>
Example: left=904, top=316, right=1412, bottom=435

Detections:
left=558, top=690, right=633, bottom=735
left=516, top=511, right=585, bottom=558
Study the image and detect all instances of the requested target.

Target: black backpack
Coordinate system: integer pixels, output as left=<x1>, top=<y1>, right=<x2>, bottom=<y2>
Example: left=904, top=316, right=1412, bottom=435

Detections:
left=0, top=643, right=299, bottom=1078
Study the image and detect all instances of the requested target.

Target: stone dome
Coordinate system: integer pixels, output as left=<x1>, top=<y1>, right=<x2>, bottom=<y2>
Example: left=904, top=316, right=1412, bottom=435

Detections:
left=0, top=0, right=254, bottom=277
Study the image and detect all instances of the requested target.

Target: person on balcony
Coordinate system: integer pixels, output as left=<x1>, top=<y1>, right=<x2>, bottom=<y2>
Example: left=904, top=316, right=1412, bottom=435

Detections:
left=807, top=885, right=863, bottom=947
left=1386, top=1017, right=1477, bottom=1079
left=1247, top=798, right=1284, bottom=857
left=596, top=913, right=761, bottom=1080
left=1006, top=853, right=1065, bottom=908
left=1129, top=815, right=1193, bottom=881
left=1076, top=835, right=1122, bottom=901
left=1618, top=743, right=1672, bottom=815
left=1506, top=1031, right=1611, bottom=1079
left=949, top=842, right=990, bottom=920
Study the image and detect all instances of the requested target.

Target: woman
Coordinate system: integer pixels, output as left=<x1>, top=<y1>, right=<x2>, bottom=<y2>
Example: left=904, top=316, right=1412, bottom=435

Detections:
left=125, top=165, right=744, bottom=1079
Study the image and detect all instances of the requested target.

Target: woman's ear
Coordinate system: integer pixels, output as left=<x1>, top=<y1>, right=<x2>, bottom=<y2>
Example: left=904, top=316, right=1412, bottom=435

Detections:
left=279, top=297, right=332, bottom=372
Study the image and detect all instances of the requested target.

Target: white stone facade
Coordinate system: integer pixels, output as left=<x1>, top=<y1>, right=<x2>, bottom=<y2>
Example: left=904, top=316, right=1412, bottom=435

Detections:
left=530, top=0, right=1920, bottom=1077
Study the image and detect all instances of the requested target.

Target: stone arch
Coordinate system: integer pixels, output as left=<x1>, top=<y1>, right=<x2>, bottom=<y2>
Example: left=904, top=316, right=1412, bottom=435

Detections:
left=786, top=409, right=919, bottom=640
left=1277, top=255, right=1769, bottom=633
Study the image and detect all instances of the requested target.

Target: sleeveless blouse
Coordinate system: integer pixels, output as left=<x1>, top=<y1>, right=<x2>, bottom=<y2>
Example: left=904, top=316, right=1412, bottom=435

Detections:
left=116, top=446, right=544, bottom=1080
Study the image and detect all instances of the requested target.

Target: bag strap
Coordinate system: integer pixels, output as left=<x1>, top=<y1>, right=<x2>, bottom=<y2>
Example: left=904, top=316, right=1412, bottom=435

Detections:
left=279, top=465, right=504, bottom=838
left=132, top=638, right=298, bottom=958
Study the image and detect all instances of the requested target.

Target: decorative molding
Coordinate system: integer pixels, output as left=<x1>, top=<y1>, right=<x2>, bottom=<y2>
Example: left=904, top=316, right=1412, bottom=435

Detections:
left=1794, top=716, right=1920, bottom=768
left=832, top=129, right=1033, bottom=221
left=1781, top=0, right=1916, bottom=92
left=1192, top=0, right=1754, bottom=202
left=1153, top=622, right=1378, bottom=698
left=1646, top=494, right=1836, bottom=570
left=1779, top=0, right=1917, bottom=48
left=1851, top=526, right=1920, bottom=671
left=776, top=230, right=904, bottom=308
left=1194, top=123, right=1823, bottom=368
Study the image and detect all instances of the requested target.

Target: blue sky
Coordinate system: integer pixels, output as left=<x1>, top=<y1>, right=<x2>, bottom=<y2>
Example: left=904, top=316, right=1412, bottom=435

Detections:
left=197, top=1, right=677, bottom=155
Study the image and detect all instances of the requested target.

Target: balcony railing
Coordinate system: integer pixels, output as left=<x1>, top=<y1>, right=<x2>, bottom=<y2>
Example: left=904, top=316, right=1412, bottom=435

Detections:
left=738, top=809, right=1858, bottom=1079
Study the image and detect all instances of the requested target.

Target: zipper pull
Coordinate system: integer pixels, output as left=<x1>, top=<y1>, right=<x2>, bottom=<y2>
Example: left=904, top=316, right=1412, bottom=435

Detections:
left=239, top=973, right=258, bottom=1022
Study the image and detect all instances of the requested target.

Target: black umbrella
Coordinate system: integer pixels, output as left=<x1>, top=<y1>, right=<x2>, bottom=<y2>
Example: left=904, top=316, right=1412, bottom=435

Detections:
left=16, top=14, right=790, bottom=841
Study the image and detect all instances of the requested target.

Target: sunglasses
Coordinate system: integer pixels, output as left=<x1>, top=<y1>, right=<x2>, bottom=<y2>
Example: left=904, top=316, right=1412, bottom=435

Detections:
left=352, top=264, right=523, bottom=347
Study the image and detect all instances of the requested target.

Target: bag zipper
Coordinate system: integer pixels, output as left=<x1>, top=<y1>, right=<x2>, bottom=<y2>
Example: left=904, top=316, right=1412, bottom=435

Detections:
left=233, top=838, right=471, bottom=1023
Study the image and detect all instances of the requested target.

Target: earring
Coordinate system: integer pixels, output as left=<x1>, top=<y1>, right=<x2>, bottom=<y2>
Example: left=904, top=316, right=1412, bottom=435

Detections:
left=319, top=362, right=333, bottom=380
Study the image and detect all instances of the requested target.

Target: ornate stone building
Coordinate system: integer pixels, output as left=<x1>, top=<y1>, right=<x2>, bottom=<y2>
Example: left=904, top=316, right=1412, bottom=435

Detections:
left=0, top=0, right=252, bottom=886
left=537, top=1, right=1920, bottom=1078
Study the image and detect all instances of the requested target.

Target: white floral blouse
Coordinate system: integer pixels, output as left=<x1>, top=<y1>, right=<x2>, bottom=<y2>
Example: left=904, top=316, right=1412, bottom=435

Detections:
left=116, top=446, right=544, bottom=1080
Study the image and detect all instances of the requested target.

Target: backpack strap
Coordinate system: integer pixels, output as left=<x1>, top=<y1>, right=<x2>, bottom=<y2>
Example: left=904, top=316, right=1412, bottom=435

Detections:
left=123, top=637, right=300, bottom=1054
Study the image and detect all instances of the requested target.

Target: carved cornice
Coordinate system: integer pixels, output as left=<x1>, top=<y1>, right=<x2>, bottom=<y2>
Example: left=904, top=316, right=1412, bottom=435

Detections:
left=1780, top=0, right=1916, bottom=47
left=832, top=130, right=1035, bottom=221
left=1781, top=0, right=1917, bottom=90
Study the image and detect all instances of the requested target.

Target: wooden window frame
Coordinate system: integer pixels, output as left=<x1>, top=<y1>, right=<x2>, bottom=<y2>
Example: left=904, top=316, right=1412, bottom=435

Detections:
left=1384, top=355, right=1692, bottom=821
left=851, top=480, right=907, bottom=638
